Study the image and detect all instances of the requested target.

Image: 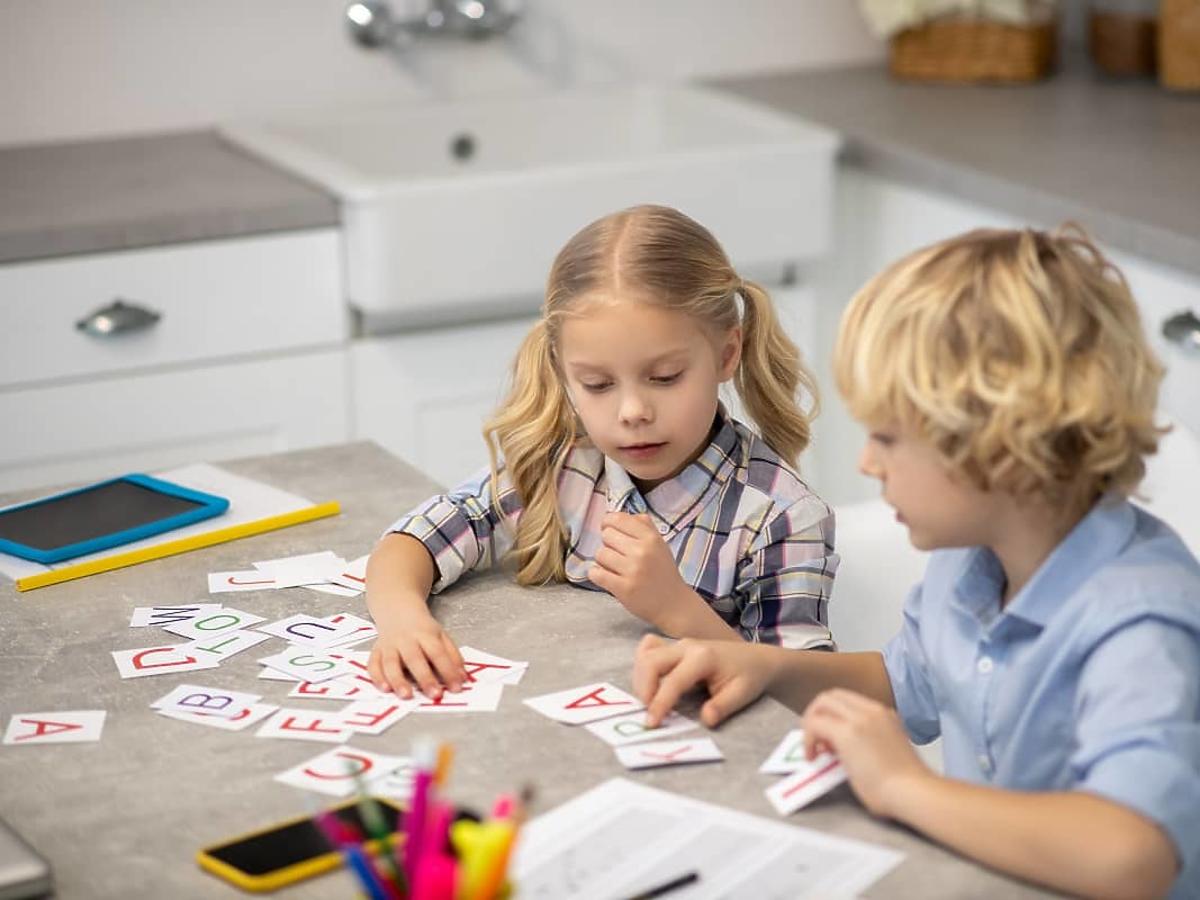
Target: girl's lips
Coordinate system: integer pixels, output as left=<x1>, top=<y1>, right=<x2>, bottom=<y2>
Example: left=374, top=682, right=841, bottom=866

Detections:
left=621, top=442, right=666, bottom=460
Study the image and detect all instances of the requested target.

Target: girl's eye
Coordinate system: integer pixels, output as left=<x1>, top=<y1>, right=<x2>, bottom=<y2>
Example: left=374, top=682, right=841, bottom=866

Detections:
left=650, top=371, right=683, bottom=385
left=580, top=381, right=612, bottom=393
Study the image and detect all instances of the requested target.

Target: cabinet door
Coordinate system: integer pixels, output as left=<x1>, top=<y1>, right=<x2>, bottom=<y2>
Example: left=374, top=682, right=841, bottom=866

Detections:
left=0, top=350, right=348, bottom=492
left=351, top=319, right=535, bottom=489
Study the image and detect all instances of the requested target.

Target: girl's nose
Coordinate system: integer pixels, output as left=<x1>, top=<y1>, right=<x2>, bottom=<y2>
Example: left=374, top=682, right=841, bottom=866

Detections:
left=619, top=389, right=653, bottom=425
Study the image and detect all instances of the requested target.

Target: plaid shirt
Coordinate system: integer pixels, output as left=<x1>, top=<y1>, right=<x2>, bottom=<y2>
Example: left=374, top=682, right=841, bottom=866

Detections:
left=390, top=411, right=838, bottom=648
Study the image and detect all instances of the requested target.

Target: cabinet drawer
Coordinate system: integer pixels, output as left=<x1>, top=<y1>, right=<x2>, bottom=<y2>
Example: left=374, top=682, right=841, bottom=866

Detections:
left=0, top=349, right=349, bottom=492
left=0, top=230, right=345, bottom=389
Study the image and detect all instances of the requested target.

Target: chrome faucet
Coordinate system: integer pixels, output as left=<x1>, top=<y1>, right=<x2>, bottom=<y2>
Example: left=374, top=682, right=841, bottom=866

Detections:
left=345, top=0, right=520, bottom=47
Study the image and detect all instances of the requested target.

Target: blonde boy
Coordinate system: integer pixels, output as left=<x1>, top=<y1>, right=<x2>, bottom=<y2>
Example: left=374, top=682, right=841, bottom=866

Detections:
left=634, top=227, right=1200, bottom=898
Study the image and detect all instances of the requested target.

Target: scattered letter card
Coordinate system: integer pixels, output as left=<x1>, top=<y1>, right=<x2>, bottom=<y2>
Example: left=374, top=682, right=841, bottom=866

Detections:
left=275, top=746, right=408, bottom=797
left=258, top=649, right=357, bottom=684
left=584, top=710, right=698, bottom=747
left=129, top=604, right=220, bottom=627
left=207, top=570, right=279, bottom=593
left=414, top=682, right=504, bottom=713
left=256, top=708, right=353, bottom=744
left=458, top=646, right=528, bottom=686
left=161, top=607, right=266, bottom=641
left=112, top=645, right=220, bottom=679
left=183, top=629, right=272, bottom=662
left=157, top=703, right=278, bottom=732
left=615, top=737, right=724, bottom=770
left=4, top=711, right=106, bottom=745
left=765, top=752, right=847, bottom=816
left=152, top=684, right=263, bottom=719
left=760, top=729, right=810, bottom=775
left=338, top=698, right=417, bottom=734
left=523, top=682, right=643, bottom=725
left=258, top=613, right=360, bottom=648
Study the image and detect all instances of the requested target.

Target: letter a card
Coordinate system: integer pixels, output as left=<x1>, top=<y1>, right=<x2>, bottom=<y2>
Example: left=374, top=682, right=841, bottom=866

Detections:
left=523, top=682, right=643, bottom=725
left=4, top=711, right=106, bottom=745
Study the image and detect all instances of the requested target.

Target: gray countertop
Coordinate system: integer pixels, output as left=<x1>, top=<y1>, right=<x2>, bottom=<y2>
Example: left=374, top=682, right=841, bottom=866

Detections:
left=0, top=130, right=337, bottom=265
left=715, top=62, right=1200, bottom=278
left=0, top=441, right=1056, bottom=898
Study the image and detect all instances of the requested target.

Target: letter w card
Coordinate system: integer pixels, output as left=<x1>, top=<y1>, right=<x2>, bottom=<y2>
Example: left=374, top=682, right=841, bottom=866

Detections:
left=523, top=682, right=643, bottom=725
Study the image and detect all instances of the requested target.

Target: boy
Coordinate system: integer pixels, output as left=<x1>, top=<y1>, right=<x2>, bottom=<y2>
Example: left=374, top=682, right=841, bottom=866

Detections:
left=633, top=227, right=1200, bottom=899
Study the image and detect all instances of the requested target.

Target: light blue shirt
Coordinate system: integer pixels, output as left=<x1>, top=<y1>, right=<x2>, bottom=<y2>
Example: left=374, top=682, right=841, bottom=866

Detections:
left=883, top=497, right=1200, bottom=897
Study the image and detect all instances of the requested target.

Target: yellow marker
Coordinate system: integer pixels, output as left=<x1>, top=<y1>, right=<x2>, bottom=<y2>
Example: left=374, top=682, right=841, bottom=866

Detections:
left=16, top=501, right=341, bottom=591
left=435, top=743, right=455, bottom=787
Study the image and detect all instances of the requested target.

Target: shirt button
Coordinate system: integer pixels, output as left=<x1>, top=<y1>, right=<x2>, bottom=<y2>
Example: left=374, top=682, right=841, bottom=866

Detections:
left=657, top=522, right=669, bottom=535
left=977, top=656, right=994, bottom=675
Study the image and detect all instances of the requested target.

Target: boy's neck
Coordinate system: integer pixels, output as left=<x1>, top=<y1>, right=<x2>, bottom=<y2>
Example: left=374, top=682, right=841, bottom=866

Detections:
left=987, top=494, right=1093, bottom=607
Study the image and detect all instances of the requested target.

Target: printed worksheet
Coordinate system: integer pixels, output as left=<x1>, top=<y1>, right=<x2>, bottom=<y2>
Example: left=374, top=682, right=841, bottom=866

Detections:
left=511, top=778, right=903, bottom=899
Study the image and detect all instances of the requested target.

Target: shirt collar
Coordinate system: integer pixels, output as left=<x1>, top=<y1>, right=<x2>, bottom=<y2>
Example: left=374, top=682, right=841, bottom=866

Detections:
left=1003, top=495, right=1137, bottom=628
left=950, top=495, right=1138, bottom=630
left=603, top=406, right=741, bottom=531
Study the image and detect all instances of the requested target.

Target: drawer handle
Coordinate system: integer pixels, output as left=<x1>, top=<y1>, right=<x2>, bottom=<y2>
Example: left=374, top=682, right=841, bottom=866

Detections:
left=76, top=299, right=161, bottom=337
left=1163, top=309, right=1200, bottom=357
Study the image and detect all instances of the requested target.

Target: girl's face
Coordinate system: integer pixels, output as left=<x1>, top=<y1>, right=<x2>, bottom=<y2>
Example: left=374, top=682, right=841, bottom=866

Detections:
left=558, top=299, right=740, bottom=493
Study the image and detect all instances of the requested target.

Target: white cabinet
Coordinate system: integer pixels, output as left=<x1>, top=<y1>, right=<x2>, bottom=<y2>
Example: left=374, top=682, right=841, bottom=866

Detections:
left=0, top=230, right=349, bottom=492
left=350, top=318, right=536, bottom=489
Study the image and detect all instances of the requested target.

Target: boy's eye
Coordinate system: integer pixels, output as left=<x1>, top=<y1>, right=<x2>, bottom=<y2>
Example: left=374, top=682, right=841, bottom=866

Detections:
left=650, top=371, right=683, bottom=385
left=870, top=431, right=896, bottom=447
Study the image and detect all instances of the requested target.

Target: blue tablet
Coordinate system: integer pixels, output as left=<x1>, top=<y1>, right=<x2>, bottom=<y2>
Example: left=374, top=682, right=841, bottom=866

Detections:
left=0, top=474, right=229, bottom=565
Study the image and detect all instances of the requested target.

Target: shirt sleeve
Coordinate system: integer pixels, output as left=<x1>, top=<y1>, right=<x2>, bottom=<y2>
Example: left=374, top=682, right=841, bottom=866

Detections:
left=881, top=582, right=942, bottom=745
left=386, top=466, right=522, bottom=594
left=1070, top=613, right=1200, bottom=884
left=733, top=496, right=839, bottom=649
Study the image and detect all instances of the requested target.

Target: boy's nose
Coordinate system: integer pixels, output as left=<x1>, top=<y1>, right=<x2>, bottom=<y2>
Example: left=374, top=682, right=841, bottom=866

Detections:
left=858, top=444, right=882, bottom=479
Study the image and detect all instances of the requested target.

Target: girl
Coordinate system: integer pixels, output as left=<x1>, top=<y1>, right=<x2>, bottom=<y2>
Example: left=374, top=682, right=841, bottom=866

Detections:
left=366, top=205, right=838, bottom=699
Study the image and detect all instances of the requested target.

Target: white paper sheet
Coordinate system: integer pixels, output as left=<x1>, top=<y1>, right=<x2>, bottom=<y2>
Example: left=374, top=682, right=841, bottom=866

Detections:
left=511, top=778, right=903, bottom=900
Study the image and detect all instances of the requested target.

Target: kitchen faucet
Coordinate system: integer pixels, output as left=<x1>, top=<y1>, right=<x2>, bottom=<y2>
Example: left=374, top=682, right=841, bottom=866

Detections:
left=345, top=0, right=520, bottom=47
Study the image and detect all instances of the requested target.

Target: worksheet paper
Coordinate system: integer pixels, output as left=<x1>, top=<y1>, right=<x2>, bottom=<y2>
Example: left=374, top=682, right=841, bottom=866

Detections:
left=511, top=778, right=903, bottom=900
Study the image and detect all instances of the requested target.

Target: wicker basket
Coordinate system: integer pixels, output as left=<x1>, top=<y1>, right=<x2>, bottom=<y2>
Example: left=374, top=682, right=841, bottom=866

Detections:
left=890, top=16, right=1058, bottom=83
left=1159, top=0, right=1200, bottom=90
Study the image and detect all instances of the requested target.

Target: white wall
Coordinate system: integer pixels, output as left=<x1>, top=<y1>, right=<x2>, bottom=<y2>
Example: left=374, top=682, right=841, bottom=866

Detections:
left=0, top=0, right=883, bottom=147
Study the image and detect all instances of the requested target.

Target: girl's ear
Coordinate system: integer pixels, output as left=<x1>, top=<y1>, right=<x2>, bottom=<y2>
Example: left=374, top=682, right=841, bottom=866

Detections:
left=719, top=326, right=742, bottom=381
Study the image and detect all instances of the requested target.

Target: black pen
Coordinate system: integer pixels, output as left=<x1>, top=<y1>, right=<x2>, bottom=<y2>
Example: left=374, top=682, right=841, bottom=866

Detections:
left=624, top=870, right=700, bottom=900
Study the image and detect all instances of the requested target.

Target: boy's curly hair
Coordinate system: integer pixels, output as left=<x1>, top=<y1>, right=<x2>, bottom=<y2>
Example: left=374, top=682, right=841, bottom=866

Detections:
left=834, top=225, right=1166, bottom=507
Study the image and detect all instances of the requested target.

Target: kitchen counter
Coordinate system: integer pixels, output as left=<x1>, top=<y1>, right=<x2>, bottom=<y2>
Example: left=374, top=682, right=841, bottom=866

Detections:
left=0, top=130, right=337, bottom=264
left=0, top=441, right=1057, bottom=898
left=715, top=62, right=1200, bottom=278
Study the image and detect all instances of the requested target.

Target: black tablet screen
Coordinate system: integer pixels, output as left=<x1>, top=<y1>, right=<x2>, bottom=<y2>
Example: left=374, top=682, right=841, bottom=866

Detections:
left=0, top=480, right=203, bottom=552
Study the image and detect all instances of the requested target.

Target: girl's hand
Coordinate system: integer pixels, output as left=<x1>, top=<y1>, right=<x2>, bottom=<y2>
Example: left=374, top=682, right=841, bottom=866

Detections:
left=802, top=688, right=934, bottom=818
left=367, top=609, right=466, bottom=701
left=591, top=512, right=702, bottom=633
left=632, top=634, right=774, bottom=728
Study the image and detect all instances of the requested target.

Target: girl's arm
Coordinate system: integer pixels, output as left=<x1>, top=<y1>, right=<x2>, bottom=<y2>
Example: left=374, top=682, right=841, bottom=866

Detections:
left=365, top=532, right=467, bottom=699
left=802, top=689, right=1178, bottom=900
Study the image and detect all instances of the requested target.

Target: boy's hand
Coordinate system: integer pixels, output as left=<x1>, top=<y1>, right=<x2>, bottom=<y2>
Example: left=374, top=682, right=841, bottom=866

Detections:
left=367, top=609, right=466, bottom=701
left=802, top=688, right=933, bottom=818
left=632, top=634, right=773, bottom=728
left=590, top=512, right=701, bottom=633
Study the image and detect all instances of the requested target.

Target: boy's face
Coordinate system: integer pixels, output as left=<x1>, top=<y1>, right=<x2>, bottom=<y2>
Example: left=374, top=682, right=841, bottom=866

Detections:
left=558, top=299, right=740, bottom=493
left=858, top=424, right=998, bottom=551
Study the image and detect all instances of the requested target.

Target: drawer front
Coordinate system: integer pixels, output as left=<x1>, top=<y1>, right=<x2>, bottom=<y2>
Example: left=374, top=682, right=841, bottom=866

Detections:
left=0, top=230, right=345, bottom=389
left=0, top=349, right=348, bottom=493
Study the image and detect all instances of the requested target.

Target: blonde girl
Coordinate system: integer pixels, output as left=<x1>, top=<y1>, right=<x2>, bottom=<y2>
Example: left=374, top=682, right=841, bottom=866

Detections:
left=366, top=205, right=838, bottom=699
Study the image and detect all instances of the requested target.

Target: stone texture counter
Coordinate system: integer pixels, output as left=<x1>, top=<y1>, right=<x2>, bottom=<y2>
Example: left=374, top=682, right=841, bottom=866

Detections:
left=0, top=130, right=337, bottom=265
left=715, top=63, right=1200, bottom=279
left=0, top=442, right=1056, bottom=898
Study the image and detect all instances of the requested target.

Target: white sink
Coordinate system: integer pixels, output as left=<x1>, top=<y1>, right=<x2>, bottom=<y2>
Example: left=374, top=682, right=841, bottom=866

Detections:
left=220, top=85, right=839, bottom=328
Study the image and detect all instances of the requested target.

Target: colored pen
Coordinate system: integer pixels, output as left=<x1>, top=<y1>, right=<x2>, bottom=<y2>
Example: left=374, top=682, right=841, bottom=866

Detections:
left=312, top=811, right=395, bottom=900
left=406, top=737, right=438, bottom=884
left=347, top=761, right=408, bottom=893
left=624, top=871, right=700, bottom=899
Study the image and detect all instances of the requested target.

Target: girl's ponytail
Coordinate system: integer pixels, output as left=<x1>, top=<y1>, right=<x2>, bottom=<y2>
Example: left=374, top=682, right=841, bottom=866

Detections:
left=482, top=319, right=578, bottom=585
left=735, top=279, right=818, bottom=463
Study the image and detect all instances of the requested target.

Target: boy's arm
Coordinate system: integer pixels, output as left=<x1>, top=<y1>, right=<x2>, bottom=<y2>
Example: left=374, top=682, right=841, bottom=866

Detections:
left=634, top=635, right=893, bottom=728
left=889, top=776, right=1177, bottom=899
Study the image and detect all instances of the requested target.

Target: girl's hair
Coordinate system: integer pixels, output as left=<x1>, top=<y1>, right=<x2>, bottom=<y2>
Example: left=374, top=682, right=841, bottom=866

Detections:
left=833, top=225, right=1166, bottom=509
left=483, top=204, right=819, bottom=585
